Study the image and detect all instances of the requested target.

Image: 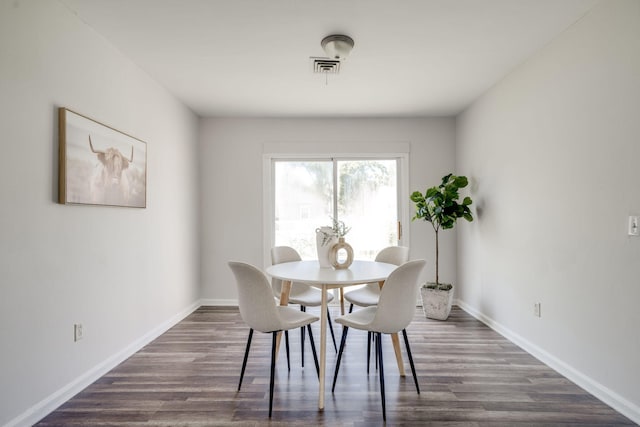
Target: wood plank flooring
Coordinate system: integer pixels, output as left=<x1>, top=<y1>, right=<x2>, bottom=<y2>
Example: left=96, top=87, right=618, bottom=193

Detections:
left=37, top=306, right=636, bottom=426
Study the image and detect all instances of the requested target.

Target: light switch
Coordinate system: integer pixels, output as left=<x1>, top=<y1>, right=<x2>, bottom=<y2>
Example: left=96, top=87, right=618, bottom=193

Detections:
left=628, top=216, right=639, bottom=236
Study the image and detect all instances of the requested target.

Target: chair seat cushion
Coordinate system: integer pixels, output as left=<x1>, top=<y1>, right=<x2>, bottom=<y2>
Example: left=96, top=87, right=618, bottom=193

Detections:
left=334, top=306, right=377, bottom=331
left=344, top=284, right=380, bottom=307
left=288, top=286, right=335, bottom=307
left=275, top=306, right=319, bottom=331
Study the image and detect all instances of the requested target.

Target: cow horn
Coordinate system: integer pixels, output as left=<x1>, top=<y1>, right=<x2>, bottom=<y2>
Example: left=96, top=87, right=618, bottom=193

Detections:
left=128, top=146, right=134, bottom=163
left=88, top=136, right=103, bottom=154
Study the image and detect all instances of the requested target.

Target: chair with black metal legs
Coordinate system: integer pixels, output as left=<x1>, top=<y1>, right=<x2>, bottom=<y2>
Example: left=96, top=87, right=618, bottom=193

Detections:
left=344, top=246, right=409, bottom=313
left=344, top=246, right=409, bottom=372
left=331, top=259, right=426, bottom=421
left=271, top=246, right=339, bottom=359
left=228, top=261, right=320, bottom=418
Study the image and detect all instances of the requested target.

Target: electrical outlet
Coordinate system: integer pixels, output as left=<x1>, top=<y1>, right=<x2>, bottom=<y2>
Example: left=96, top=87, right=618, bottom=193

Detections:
left=628, top=216, right=639, bottom=236
left=534, top=303, right=541, bottom=317
left=74, top=323, right=83, bottom=341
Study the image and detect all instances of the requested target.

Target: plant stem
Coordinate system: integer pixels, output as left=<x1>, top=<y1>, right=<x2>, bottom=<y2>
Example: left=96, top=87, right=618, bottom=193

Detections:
left=435, top=228, right=439, bottom=285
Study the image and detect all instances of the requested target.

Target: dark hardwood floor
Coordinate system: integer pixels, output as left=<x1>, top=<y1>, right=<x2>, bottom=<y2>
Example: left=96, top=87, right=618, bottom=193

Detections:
left=37, top=306, right=635, bottom=426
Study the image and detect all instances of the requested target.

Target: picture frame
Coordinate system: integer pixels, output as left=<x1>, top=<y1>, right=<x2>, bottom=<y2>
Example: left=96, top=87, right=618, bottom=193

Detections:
left=58, top=108, right=147, bottom=208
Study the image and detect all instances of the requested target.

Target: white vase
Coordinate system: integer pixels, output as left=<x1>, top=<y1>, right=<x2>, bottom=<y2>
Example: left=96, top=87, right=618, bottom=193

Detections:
left=316, top=226, right=337, bottom=268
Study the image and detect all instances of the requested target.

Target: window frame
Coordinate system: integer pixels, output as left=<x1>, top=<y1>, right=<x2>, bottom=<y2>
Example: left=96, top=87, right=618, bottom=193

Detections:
left=262, top=150, right=410, bottom=268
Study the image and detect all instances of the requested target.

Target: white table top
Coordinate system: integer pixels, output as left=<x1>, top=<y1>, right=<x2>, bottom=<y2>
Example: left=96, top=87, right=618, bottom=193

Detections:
left=265, top=260, right=397, bottom=285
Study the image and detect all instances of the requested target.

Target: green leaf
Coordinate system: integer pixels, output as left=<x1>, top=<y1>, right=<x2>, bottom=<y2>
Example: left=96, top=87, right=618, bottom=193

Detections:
left=410, top=191, right=424, bottom=202
left=425, top=187, right=439, bottom=198
left=453, top=176, right=468, bottom=187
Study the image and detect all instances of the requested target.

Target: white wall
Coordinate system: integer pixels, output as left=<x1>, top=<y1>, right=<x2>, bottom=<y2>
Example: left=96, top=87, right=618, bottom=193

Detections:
left=456, top=0, right=640, bottom=421
left=199, top=118, right=456, bottom=302
left=0, top=1, right=200, bottom=425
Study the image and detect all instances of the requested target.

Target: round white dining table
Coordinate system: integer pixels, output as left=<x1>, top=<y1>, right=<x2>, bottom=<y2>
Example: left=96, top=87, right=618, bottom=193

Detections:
left=265, top=260, right=401, bottom=410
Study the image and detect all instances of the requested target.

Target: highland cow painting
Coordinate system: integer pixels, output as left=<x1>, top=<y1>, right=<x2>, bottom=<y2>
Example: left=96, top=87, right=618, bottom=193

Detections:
left=59, top=108, right=146, bottom=208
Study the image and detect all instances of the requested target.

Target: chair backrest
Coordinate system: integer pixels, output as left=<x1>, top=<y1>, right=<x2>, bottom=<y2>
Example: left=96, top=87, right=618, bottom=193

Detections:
left=228, top=261, right=283, bottom=333
left=360, top=246, right=410, bottom=290
left=270, top=246, right=303, bottom=296
left=375, top=246, right=410, bottom=266
left=370, top=260, right=426, bottom=333
left=271, top=246, right=302, bottom=264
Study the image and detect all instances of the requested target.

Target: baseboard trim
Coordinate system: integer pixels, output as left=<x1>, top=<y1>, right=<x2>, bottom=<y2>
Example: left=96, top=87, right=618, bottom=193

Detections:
left=455, top=299, right=640, bottom=425
left=7, top=300, right=201, bottom=427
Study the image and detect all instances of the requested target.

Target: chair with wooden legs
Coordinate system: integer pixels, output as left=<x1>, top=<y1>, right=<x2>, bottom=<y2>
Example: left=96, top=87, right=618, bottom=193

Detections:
left=228, top=261, right=320, bottom=418
left=343, top=246, right=409, bottom=371
left=271, top=246, right=339, bottom=359
left=344, top=246, right=410, bottom=313
left=331, top=259, right=426, bottom=421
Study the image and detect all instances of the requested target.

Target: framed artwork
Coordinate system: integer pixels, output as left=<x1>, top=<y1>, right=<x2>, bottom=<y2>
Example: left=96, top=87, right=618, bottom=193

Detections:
left=58, top=108, right=147, bottom=208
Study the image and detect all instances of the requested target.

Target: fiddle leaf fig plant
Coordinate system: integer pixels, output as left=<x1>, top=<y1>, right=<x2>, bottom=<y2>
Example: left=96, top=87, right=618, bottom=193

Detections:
left=410, top=173, right=473, bottom=287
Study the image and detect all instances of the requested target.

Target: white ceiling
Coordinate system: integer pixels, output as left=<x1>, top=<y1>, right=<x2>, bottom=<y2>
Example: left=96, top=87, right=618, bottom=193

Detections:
left=61, top=0, right=597, bottom=118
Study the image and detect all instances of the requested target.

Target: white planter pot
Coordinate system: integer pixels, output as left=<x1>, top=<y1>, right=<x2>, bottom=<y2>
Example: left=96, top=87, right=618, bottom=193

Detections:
left=315, top=227, right=337, bottom=268
left=420, top=284, right=454, bottom=320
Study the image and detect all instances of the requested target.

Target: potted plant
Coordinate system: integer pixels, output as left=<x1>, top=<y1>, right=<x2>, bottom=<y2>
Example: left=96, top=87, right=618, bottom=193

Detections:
left=410, top=173, right=473, bottom=320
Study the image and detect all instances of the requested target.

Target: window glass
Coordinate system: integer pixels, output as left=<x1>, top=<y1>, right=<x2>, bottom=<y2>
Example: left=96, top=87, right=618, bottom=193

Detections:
left=274, top=159, right=398, bottom=260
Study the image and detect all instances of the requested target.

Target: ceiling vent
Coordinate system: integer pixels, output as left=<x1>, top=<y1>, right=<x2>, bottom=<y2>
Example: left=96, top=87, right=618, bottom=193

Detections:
left=311, top=57, right=341, bottom=74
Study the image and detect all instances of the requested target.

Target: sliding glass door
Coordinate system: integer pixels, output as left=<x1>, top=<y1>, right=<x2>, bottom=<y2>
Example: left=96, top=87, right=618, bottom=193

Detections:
left=273, top=158, right=400, bottom=260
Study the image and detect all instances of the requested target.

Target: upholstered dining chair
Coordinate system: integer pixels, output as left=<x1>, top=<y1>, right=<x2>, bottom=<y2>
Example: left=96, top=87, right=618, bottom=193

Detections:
left=343, top=246, right=410, bottom=372
left=331, top=259, right=426, bottom=421
left=228, top=261, right=320, bottom=418
left=271, top=246, right=338, bottom=358
left=344, top=246, right=410, bottom=313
